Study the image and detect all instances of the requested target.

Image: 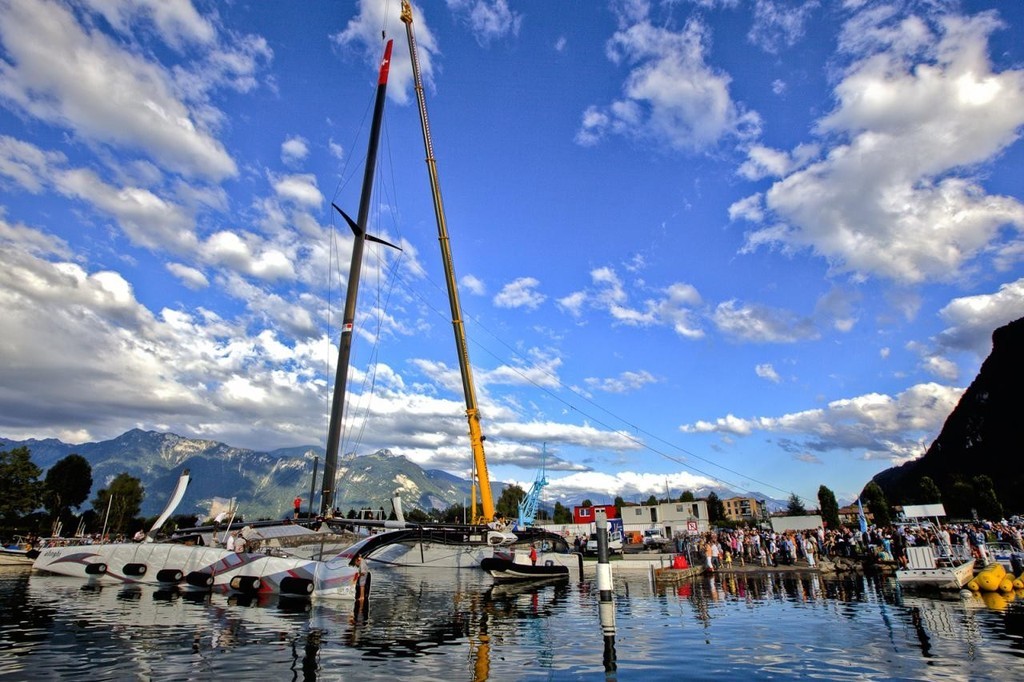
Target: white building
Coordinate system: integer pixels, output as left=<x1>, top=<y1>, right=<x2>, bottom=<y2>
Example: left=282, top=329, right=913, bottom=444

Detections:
left=620, top=500, right=710, bottom=537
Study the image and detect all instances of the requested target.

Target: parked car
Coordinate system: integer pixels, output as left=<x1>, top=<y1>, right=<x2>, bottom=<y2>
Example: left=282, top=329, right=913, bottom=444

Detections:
left=585, top=530, right=624, bottom=555
left=642, top=529, right=669, bottom=550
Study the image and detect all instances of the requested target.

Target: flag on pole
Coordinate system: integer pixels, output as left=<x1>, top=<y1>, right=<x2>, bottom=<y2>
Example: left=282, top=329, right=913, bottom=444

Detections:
left=857, top=498, right=868, bottom=533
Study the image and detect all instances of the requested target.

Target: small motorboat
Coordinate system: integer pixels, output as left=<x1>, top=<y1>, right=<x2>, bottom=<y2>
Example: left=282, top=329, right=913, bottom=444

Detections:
left=0, top=536, right=36, bottom=566
left=480, top=556, right=569, bottom=582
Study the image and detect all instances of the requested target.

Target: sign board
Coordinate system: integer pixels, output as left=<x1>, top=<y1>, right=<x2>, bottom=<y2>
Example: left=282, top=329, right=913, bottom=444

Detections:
left=686, top=521, right=698, bottom=532
left=901, top=504, right=946, bottom=519
left=770, top=515, right=823, bottom=533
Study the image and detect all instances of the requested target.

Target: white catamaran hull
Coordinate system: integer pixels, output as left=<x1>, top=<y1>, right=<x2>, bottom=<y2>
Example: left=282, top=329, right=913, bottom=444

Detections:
left=32, top=542, right=359, bottom=599
left=359, top=534, right=584, bottom=580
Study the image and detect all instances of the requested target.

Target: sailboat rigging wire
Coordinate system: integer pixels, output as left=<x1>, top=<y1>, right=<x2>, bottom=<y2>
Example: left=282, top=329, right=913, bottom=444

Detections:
left=327, top=102, right=409, bottom=511
left=386, top=263, right=808, bottom=505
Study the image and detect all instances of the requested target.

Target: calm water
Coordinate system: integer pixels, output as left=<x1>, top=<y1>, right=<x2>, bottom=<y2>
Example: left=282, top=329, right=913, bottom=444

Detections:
left=1, top=565, right=1022, bottom=680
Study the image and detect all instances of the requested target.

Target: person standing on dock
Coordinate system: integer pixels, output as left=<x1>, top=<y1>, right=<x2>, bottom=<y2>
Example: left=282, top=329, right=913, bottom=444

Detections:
left=293, top=496, right=302, bottom=520
left=529, top=544, right=538, bottom=565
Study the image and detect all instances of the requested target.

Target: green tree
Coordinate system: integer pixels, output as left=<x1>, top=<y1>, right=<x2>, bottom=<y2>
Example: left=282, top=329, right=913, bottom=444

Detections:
left=613, top=496, right=625, bottom=515
left=43, top=454, right=93, bottom=527
left=786, top=493, right=806, bottom=516
left=942, top=475, right=974, bottom=518
left=706, top=492, right=725, bottom=524
left=439, top=503, right=468, bottom=523
left=817, top=485, right=841, bottom=530
left=405, top=508, right=430, bottom=523
left=645, top=494, right=658, bottom=506
left=91, top=473, right=144, bottom=535
left=495, top=484, right=526, bottom=519
left=861, top=481, right=892, bottom=528
left=679, top=490, right=695, bottom=502
left=972, top=475, right=1003, bottom=520
left=581, top=499, right=593, bottom=508
left=553, top=501, right=572, bottom=524
left=917, top=476, right=942, bottom=504
left=0, top=446, right=42, bottom=522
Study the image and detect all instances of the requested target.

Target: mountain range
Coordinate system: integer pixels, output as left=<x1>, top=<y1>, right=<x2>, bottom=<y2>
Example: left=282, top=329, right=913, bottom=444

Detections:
left=1, top=428, right=780, bottom=521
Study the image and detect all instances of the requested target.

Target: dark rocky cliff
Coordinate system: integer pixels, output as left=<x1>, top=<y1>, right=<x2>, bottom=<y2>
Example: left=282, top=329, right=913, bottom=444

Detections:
left=872, top=317, right=1023, bottom=515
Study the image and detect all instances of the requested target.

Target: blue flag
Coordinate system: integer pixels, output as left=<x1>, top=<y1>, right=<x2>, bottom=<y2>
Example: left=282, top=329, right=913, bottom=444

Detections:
left=857, top=498, right=868, bottom=533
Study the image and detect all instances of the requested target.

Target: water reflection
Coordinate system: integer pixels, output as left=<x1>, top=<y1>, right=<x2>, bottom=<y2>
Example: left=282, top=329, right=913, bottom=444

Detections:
left=2, top=567, right=1022, bottom=680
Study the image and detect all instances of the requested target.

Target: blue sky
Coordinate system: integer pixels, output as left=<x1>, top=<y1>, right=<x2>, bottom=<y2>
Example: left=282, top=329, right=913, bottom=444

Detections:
left=1, top=0, right=1023, bottom=510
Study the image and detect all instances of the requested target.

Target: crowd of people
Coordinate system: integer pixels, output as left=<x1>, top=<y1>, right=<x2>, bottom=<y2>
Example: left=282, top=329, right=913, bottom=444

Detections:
left=680, top=518, right=1024, bottom=572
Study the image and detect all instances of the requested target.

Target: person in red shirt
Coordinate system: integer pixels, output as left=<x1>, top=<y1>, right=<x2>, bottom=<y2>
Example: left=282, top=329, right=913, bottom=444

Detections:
left=293, top=496, right=302, bottom=519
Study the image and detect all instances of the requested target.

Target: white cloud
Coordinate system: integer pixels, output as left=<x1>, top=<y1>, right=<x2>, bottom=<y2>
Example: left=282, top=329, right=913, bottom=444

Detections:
left=272, top=173, right=323, bottom=208
left=712, top=300, right=818, bottom=343
left=577, top=11, right=760, bottom=151
left=921, top=355, right=958, bottom=381
left=460, top=273, right=486, bottom=295
left=560, top=267, right=704, bottom=338
left=681, top=382, right=964, bottom=462
left=748, top=0, right=819, bottom=54
left=0, top=0, right=238, bottom=180
left=81, top=0, right=216, bottom=48
left=200, top=231, right=295, bottom=281
left=541, top=470, right=720, bottom=502
left=736, top=8, right=1024, bottom=285
left=281, top=136, right=309, bottom=166
left=165, top=262, right=209, bottom=290
left=728, top=194, right=765, bottom=222
left=737, top=145, right=792, bottom=180
left=755, top=363, right=781, bottom=383
left=446, top=0, right=522, bottom=46
left=334, top=0, right=439, bottom=106
left=494, top=277, right=546, bottom=310
left=934, top=278, right=1024, bottom=355
left=585, top=370, right=659, bottom=394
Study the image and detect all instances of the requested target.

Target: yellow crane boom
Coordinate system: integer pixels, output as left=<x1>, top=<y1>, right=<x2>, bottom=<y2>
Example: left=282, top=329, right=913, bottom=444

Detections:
left=401, top=1, right=494, bottom=523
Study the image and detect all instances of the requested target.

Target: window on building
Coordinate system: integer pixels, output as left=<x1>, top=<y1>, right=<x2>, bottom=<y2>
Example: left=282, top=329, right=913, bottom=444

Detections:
left=635, top=508, right=643, bottom=516
left=580, top=508, right=591, bottom=517
left=692, top=504, right=699, bottom=518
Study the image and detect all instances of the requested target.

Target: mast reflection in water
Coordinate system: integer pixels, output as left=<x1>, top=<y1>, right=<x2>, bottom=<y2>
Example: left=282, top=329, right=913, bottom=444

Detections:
left=2, top=566, right=1023, bottom=680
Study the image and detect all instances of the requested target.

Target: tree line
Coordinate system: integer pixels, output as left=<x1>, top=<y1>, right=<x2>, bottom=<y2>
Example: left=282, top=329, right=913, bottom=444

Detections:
left=0, top=446, right=147, bottom=537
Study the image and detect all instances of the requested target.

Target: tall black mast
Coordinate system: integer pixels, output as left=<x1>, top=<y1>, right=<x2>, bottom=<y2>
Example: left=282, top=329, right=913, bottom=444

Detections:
left=321, top=40, right=399, bottom=516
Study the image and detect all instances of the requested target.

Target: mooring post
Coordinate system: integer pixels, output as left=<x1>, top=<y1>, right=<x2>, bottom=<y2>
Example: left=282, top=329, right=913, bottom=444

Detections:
left=595, top=509, right=617, bottom=672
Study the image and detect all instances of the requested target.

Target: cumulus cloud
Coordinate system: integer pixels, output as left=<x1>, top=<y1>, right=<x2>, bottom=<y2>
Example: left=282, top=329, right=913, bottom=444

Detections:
left=447, top=0, right=522, bottom=46
left=712, top=300, right=819, bottom=343
left=681, top=382, right=964, bottom=462
left=933, top=278, right=1024, bottom=355
left=494, top=277, right=546, bottom=310
left=734, top=8, right=1024, bottom=284
left=461, top=273, right=486, bottom=295
left=539, top=470, right=721, bottom=502
left=560, top=267, right=704, bottom=338
left=585, top=370, right=659, bottom=394
left=165, top=262, right=209, bottom=289
left=333, top=0, right=439, bottom=106
left=748, top=0, right=819, bottom=54
left=272, top=173, right=323, bottom=208
left=0, top=0, right=239, bottom=180
left=755, top=363, right=781, bottom=383
left=281, top=136, right=309, bottom=166
left=576, top=8, right=760, bottom=151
